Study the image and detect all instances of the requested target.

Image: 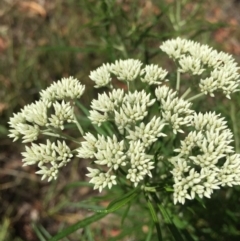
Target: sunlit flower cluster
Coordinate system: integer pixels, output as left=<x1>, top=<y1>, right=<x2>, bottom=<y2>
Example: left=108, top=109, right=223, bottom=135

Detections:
left=89, top=59, right=168, bottom=87
left=8, top=38, right=240, bottom=206
left=40, top=76, right=85, bottom=106
left=22, top=140, right=73, bottom=181
left=82, top=55, right=240, bottom=203
left=160, top=37, right=240, bottom=98
left=155, top=86, right=193, bottom=133
left=170, top=112, right=238, bottom=204
left=8, top=77, right=85, bottom=180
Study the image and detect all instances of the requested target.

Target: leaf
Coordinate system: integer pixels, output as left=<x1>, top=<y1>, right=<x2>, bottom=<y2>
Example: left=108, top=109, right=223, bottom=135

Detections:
left=48, top=213, right=107, bottom=241
left=157, top=204, right=185, bottom=241
left=75, top=100, right=110, bottom=136
left=146, top=199, right=163, bottom=241
left=94, top=188, right=139, bottom=213
left=32, top=223, right=48, bottom=241
left=121, top=202, right=131, bottom=226
left=75, top=101, right=89, bottom=116
left=145, top=222, right=154, bottom=241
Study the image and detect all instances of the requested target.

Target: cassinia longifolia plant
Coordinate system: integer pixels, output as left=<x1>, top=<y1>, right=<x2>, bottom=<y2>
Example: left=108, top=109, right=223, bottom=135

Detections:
left=9, top=38, right=240, bottom=208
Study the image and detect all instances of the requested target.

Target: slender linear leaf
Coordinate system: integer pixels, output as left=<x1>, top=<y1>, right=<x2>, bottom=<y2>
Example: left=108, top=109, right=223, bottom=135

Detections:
left=145, top=222, right=154, bottom=241
left=48, top=213, right=107, bottom=241
left=157, top=203, right=185, bottom=241
left=32, top=223, right=47, bottom=241
left=94, top=188, right=139, bottom=213
left=121, top=202, right=131, bottom=226
left=146, top=198, right=162, bottom=241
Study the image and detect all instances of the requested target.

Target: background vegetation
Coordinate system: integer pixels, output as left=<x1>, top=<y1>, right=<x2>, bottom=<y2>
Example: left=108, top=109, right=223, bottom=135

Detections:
left=1, top=0, right=240, bottom=240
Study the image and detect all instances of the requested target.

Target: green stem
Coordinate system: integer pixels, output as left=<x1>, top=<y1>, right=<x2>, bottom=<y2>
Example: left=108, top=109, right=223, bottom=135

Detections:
left=175, top=0, right=181, bottom=31
left=230, top=102, right=240, bottom=152
left=127, top=81, right=130, bottom=92
left=181, top=87, right=191, bottom=99
left=41, top=131, right=66, bottom=139
left=186, top=92, right=205, bottom=102
left=41, top=130, right=81, bottom=144
left=176, top=69, right=181, bottom=92
left=111, top=10, right=128, bottom=59
left=73, top=112, right=84, bottom=136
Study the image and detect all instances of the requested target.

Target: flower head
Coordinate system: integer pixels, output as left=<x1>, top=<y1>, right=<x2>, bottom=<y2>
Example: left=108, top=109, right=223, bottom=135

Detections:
left=89, top=63, right=112, bottom=88
left=40, top=76, right=85, bottom=105
left=110, top=59, right=143, bottom=82
left=160, top=38, right=240, bottom=98
left=22, top=140, right=73, bottom=181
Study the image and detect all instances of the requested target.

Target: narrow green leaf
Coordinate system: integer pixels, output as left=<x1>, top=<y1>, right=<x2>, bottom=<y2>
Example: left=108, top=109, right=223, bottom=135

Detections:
left=32, top=223, right=47, bottom=241
left=85, top=226, right=95, bottom=241
left=147, top=200, right=158, bottom=223
left=146, top=199, right=162, bottom=241
left=181, top=229, right=196, bottom=241
left=157, top=204, right=185, bottom=241
left=75, top=101, right=89, bottom=116
left=95, top=188, right=139, bottom=213
left=38, top=225, right=52, bottom=239
left=145, top=222, right=154, bottom=241
left=48, top=213, right=107, bottom=241
left=121, top=202, right=131, bottom=226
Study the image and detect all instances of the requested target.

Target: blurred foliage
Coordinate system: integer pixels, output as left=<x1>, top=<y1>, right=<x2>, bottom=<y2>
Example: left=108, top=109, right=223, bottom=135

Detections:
left=1, top=0, right=240, bottom=240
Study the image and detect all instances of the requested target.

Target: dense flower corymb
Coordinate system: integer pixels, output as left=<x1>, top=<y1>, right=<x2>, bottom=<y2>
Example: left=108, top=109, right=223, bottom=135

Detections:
left=8, top=38, right=240, bottom=206
left=8, top=77, right=85, bottom=180
left=160, top=37, right=240, bottom=98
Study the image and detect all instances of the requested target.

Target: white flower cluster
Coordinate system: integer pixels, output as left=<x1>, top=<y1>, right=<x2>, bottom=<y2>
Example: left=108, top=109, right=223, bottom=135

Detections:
left=90, top=89, right=156, bottom=131
left=8, top=77, right=85, bottom=180
left=170, top=112, right=240, bottom=204
left=47, top=101, right=75, bottom=130
left=141, top=64, right=168, bottom=85
left=9, top=38, right=240, bottom=206
left=77, top=133, right=156, bottom=191
left=79, top=59, right=195, bottom=192
left=9, top=77, right=85, bottom=142
left=40, top=76, right=85, bottom=106
left=89, top=64, right=112, bottom=88
left=22, top=140, right=73, bottom=181
left=155, top=86, right=193, bottom=133
left=160, top=37, right=240, bottom=98
left=8, top=101, right=48, bottom=142
left=89, top=59, right=168, bottom=87
left=83, top=52, right=240, bottom=204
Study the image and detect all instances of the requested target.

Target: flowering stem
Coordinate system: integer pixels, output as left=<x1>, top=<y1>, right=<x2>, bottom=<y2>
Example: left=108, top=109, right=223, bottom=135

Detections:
left=186, top=92, right=205, bottom=102
left=73, top=112, right=84, bottom=136
left=176, top=0, right=181, bottom=31
left=127, top=82, right=130, bottom=92
left=181, top=87, right=191, bottom=99
left=41, top=130, right=81, bottom=144
left=176, top=69, right=181, bottom=92
left=230, top=102, right=240, bottom=152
